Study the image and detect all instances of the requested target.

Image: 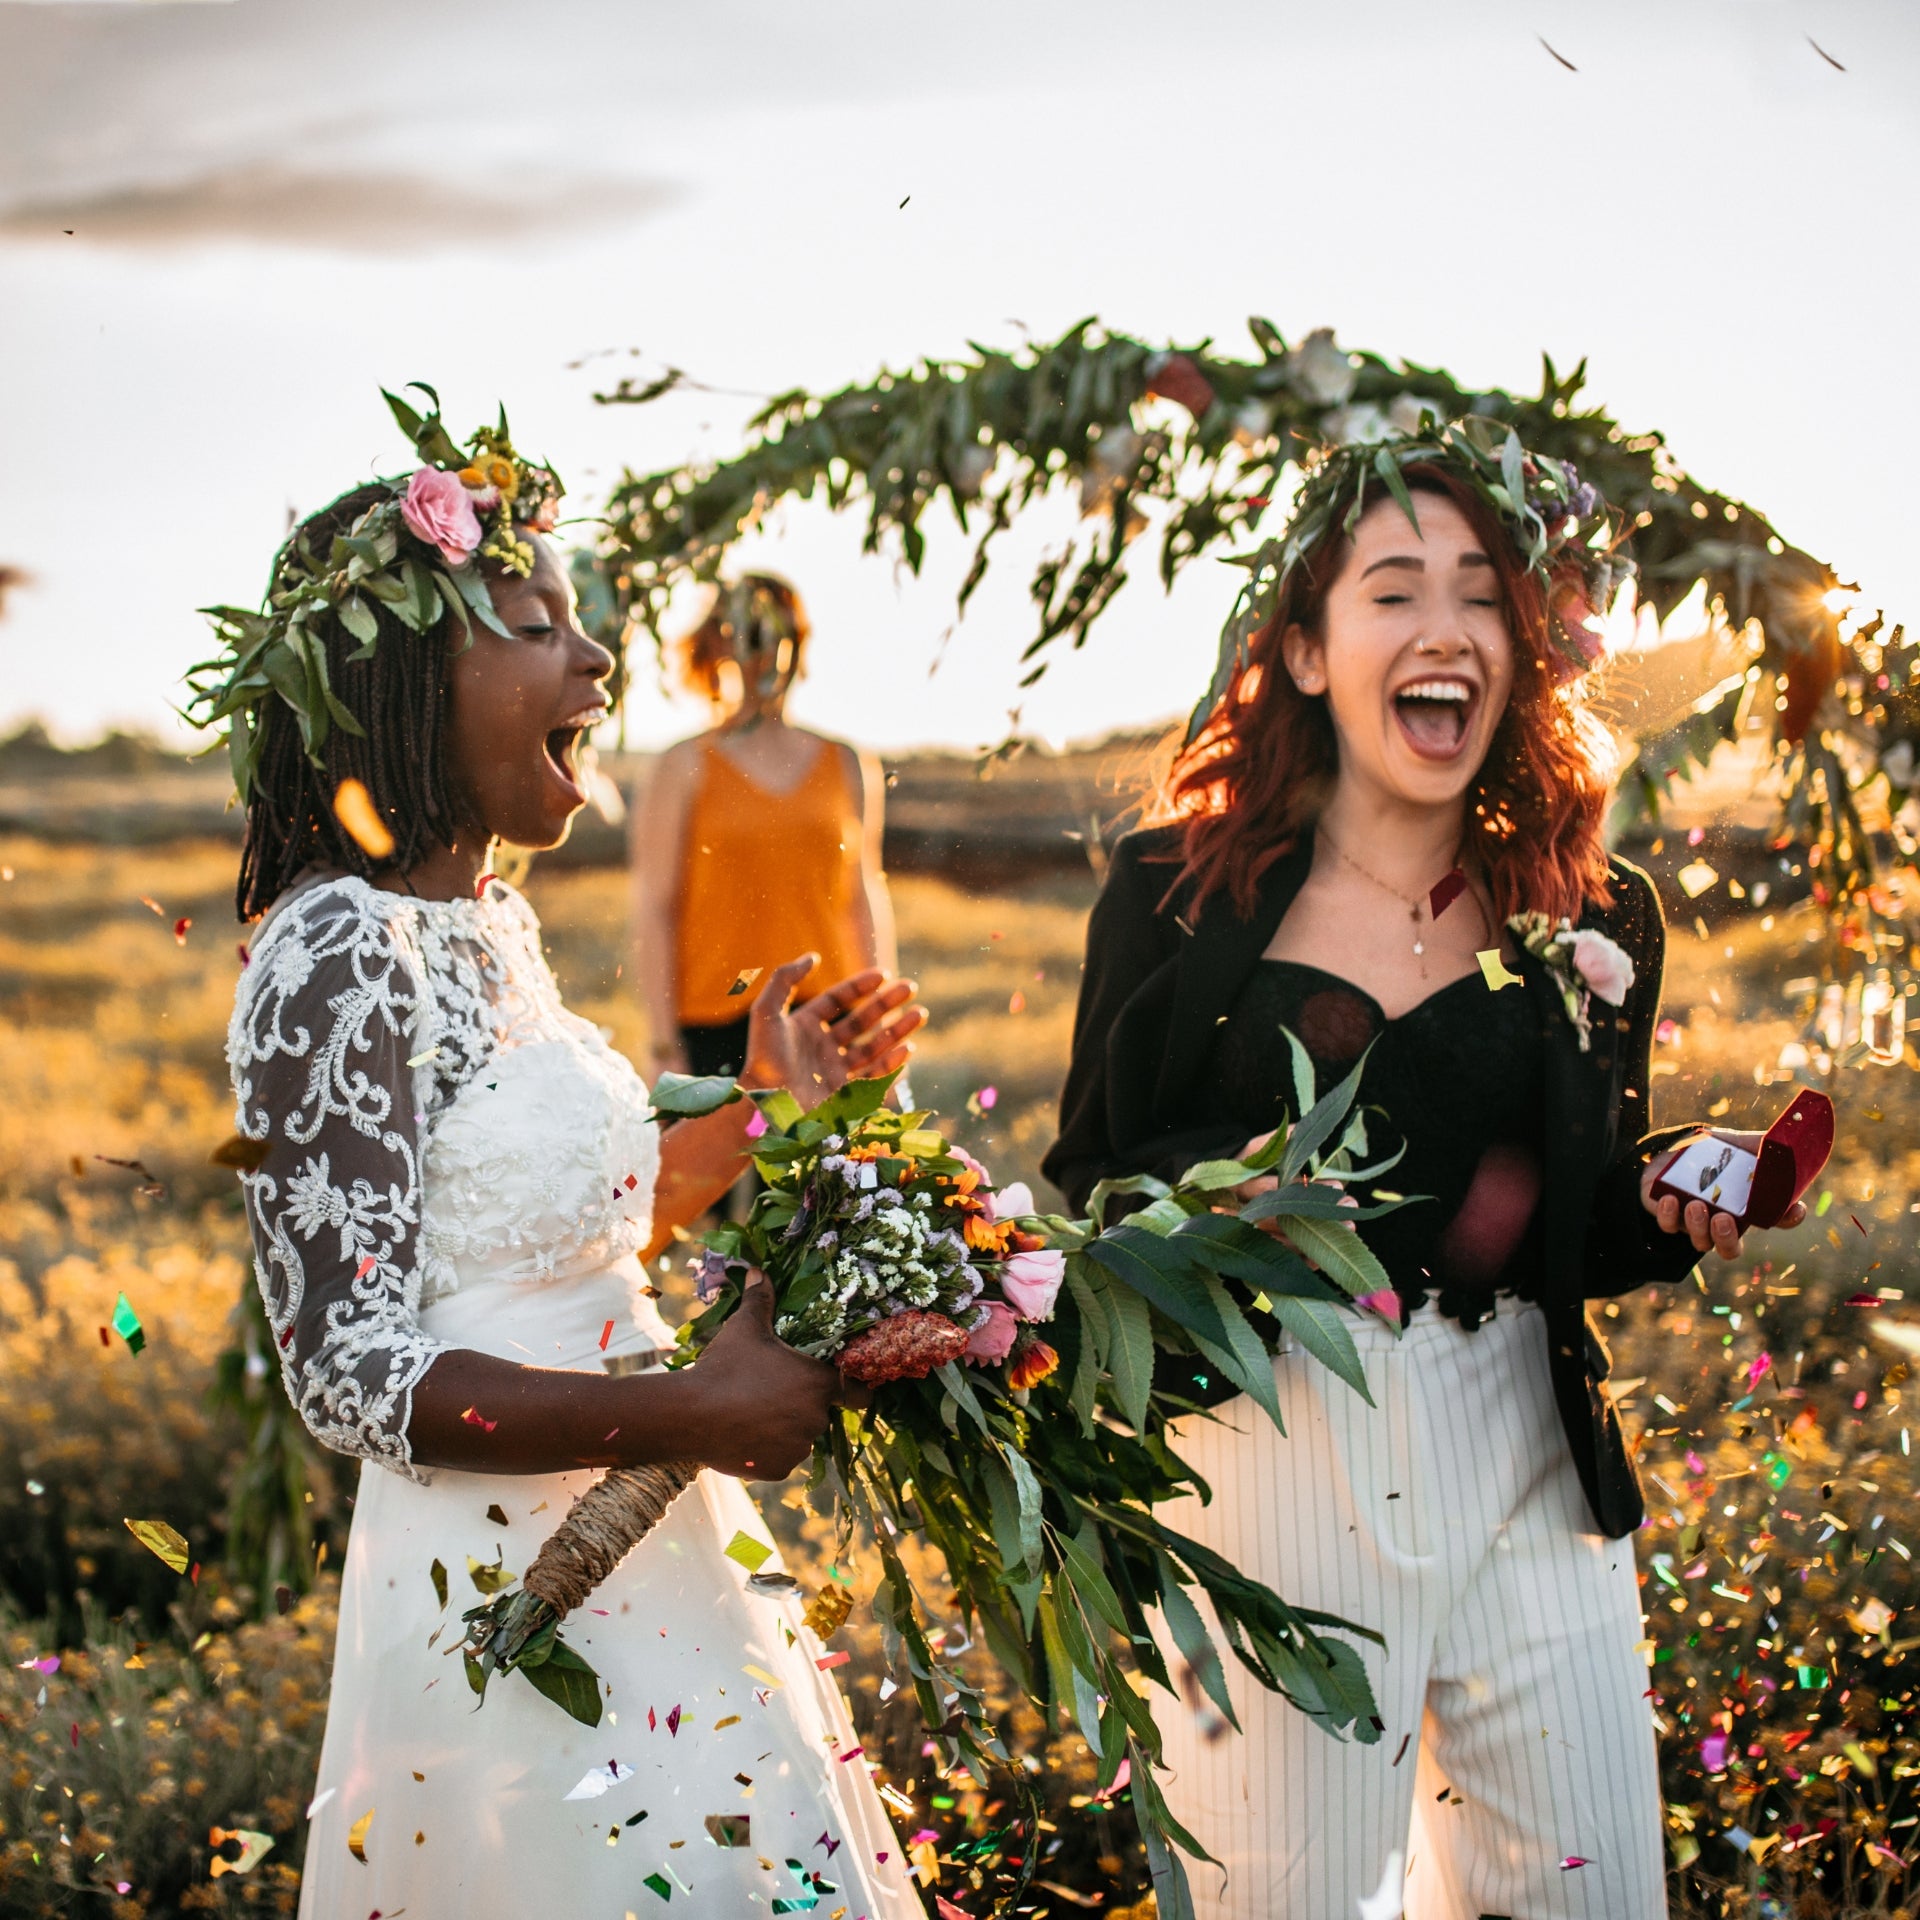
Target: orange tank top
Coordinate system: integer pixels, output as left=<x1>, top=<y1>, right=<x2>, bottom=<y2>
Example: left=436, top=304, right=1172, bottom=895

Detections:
left=674, top=737, right=867, bottom=1026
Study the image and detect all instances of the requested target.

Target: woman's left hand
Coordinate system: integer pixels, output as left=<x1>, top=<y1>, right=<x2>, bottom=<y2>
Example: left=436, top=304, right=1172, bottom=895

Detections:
left=1640, top=1128, right=1809, bottom=1261
left=740, top=954, right=927, bottom=1103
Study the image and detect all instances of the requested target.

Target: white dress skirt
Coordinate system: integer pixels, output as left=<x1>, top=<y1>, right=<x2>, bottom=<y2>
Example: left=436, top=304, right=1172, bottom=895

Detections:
left=296, top=1263, right=919, bottom=1917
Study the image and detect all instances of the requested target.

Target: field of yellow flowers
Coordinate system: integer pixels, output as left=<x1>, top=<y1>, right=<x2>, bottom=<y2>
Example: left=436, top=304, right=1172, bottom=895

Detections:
left=0, top=832, right=1916, bottom=1916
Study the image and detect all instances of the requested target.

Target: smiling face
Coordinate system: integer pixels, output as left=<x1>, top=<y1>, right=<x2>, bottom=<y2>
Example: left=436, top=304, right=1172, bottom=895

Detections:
left=443, top=536, right=615, bottom=849
left=1280, top=487, right=1517, bottom=812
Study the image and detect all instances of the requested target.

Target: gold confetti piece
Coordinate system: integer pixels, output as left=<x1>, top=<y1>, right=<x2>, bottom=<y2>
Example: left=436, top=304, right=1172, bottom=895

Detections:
left=705, top=1812, right=752, bottom=1847
left=1476, top=949, right=1523, bottom=992
left=714, top=1713, right=741, bottom=1729
left=723, top=1530, right=773, bottom=1573
left=802, top=1585, right=854, bottom=1640
left=742, top=1663, right=784, bottom=1689
left=1677, top=860, right=1719, bottom=899
left=467, top=1553, right=515, bottom=1595
left=124, top=1518, right=189, bottom=1574
left=347, top=1806, right=374, bottom=1862
left=429, top=1558, right=448, bottom=1609
left=208, top=1131, right=271, bottom=1172
left=332, top=778, right=396, bottom=859
left=406, top=1046, right=441, bottom=1067
left=726, top=967, right=763, bottom=997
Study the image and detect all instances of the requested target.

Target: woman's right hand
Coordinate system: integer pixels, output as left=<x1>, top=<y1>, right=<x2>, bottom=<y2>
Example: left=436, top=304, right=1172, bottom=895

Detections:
left=1230, top=1131, right=1279, bottom=1206
left=678, top=1270, right=857, bottom=1479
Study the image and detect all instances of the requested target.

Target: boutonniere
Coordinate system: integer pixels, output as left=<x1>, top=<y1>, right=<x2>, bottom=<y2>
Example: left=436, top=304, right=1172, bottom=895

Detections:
left=1506, top=913, right=1636, bottom=1052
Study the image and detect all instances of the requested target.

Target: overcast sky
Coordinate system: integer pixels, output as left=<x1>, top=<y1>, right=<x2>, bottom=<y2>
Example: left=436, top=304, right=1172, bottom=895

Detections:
left=1, top=0, right=1915, bottom=756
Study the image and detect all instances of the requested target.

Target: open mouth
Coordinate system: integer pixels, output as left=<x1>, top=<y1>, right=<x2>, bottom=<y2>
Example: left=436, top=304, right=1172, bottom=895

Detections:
left=544, top=726, right=582, bottom=782
left=1391, top=677, right=1477, bottom=759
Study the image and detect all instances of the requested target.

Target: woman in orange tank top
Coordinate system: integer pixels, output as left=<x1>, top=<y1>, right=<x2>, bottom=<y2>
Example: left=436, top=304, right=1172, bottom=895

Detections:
left=631, top=575, right=899, bottom=1080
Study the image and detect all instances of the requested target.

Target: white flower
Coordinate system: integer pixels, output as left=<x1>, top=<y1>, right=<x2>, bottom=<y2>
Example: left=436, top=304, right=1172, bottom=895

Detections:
left=1387, top=392, right=1444, bottom=436
left=1567, top=928, right=1635, bottom=1006
left=1321, top=402, right=1392, bottom=446
left=1284, top=328, right=1356, bottom=408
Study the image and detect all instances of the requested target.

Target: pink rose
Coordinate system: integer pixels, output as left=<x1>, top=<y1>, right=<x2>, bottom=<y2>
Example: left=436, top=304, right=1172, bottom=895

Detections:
left=401, top=467, right=483, bottom=568
left=986, top=1180, right=1034, bottom=1224
left=1568, top=928, right=1635, bottom=1006
left=1000, top=1248, right=1064, bottom=1322
left=963, top=1300, right=1018, bottom=1364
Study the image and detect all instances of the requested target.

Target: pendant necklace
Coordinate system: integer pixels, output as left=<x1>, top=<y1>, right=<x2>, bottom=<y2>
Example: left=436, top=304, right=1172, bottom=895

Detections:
left=1318, top=826, right=1469, bottom=967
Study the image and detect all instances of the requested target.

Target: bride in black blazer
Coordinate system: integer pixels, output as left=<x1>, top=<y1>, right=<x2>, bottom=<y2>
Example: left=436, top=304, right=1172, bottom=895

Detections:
left=1042, top=435, right=1806, bottom=1920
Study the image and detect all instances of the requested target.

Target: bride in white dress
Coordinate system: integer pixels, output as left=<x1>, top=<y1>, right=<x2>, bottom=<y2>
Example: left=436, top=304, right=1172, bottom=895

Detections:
left=211, top=441, right=929, bottom=1915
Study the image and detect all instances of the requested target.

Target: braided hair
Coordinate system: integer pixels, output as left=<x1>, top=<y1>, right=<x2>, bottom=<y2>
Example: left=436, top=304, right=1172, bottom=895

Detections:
left=234, top=484, right=466, bottom=921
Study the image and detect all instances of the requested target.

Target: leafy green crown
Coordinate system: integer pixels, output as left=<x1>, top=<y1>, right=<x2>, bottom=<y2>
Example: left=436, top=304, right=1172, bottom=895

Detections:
left=1189, top=414, right=1633, bottom=742
left=186, top=384, right=564, bottom=803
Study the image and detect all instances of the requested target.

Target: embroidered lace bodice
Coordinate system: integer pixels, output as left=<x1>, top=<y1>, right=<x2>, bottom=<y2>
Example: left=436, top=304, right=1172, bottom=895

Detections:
left=227, top=874, right=660, bottom=1480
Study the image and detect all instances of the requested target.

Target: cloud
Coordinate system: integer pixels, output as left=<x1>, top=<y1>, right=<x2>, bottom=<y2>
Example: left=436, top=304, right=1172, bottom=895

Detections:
left=0, top=164, right=677, bottom=252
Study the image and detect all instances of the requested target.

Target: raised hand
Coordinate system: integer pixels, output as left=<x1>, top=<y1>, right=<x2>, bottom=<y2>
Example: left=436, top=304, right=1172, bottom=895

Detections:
left=740, top=954, right=926, bottom=1103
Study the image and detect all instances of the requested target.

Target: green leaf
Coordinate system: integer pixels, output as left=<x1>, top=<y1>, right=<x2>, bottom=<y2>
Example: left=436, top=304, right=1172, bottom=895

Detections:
left=1154, top=1555, right=1239, bottom=1732
left=1189, top=1282, right=1283, bottom=1429
left=1086, top=1230, right=1229, bottom=1348
left=1176, top=1158, right=1257, bottom=1193
left=337, top=594, right=379, bottom=646
left=647, top=1071, right=742, bottom=1117
left=1277, top=1044, right=1373, bottom=1183
left=518, top=1638, right=604, bottom=1726
left=1269, top=1296, right=1373, bottom=1404
left=1274, top=1213, right=1391, bottom=1303
left=1374, top=446, right=1421, bottom=532
left=1056, top=1529, right=1129, bottom=1637
left=1083, top=1171, right=1169, bottom=1231
left=749, top=1087, right=805, bottom=1133
left=1004, top=1444, right=1045, bottom=1578
left=1103, top=1278, right=1153, bottom=1433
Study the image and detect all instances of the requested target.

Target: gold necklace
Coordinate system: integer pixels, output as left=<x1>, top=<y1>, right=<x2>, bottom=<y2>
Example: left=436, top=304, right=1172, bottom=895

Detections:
left=1318, top=826, right=1468, bottom=962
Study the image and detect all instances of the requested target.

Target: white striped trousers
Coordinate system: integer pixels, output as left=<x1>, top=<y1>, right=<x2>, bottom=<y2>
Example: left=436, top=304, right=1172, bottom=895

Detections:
left=1153, top=1299, right=1665, bottom=1920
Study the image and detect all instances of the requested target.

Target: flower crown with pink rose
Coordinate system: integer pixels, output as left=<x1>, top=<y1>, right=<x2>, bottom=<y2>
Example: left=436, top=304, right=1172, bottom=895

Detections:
left=187, top=384, right=564, bottom=804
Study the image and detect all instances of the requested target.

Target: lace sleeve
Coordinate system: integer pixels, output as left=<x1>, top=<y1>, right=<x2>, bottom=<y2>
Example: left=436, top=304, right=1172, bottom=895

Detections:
left=227, top=883, right=453, bottom=1480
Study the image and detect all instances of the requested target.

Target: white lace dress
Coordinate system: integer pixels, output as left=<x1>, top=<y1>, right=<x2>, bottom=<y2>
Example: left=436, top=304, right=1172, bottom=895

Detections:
left=229, top=874, right=919, bottom=1917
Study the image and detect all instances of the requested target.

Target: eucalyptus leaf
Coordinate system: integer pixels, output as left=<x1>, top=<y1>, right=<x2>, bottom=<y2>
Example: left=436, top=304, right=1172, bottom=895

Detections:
left=647, top=1071, right=743, bottom=1117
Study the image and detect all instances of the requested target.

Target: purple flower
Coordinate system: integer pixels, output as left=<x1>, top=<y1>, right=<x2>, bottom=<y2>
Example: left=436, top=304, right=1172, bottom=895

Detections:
left=695, top=1250, right=733, bottom=1302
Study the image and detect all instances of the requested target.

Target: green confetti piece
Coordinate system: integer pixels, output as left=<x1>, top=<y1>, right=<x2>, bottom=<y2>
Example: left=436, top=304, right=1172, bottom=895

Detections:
left=1764, top=1453, right=1792, bottom=1490
left=771, top=1902, right=820, bottom=1915
left=110, top=1292, right=145, bottom=1356
left=1796, top=1665, right=1830, bottom=1689
left=642, top=1871, right=673, bottom=1901
left=722, top=1530, right=773, bottom=1573
left=429, top=1558, right=448, bottom=1609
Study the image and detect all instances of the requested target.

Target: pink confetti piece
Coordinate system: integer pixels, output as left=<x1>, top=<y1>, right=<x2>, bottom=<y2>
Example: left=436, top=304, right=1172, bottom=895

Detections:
left=976, top=1085, right=998, bottom=1110
left=16, top=1655, right=58, bottom=1674
left=599, top=1319, right=615, bottom=1352
left=745, top=1108, right=769, bottom=1140
left=1701, top=1733, right=1729, bottom=1772
left=354, top=1254, right=377, bottom=1280
left=666, top=1704, right=682, bottom=1736
left=816, top=1834, right=841, bottom=1857
left=908, top=1828, right=939, bottom=1846
left=1747, top=1352, right=1772, bottom=1386
left=1560, top=1855, right=1592, bottom=1870
left=1357, top=1289, right=1404, bottom=1326
left=836, top=1746, right=864, bottom=1762
left=816, top=1651, right=851, bottom=1670
left=1092, top=1757, right=1131, bottom=1801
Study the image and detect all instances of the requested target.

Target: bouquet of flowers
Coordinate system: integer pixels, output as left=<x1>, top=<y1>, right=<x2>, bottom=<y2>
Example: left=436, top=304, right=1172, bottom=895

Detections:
left=465, top=1057, right=1400, bottom=1919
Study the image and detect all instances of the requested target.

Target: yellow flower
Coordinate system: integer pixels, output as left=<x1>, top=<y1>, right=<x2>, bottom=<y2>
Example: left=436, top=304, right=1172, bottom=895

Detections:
left=482, top=455, right=518, bottom=499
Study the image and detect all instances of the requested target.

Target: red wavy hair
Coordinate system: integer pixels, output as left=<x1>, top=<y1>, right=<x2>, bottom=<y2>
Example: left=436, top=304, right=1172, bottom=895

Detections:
left=1158, top=466, right=1616, bottom=925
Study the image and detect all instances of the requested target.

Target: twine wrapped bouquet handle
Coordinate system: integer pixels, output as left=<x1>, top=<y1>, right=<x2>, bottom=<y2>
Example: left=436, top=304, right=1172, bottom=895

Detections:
left=462, top=1459, right=699, bottom=1712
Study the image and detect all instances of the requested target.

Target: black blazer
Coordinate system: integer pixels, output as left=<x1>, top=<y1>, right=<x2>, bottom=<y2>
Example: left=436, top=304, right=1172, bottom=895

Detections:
left=1041, top=824, right=1705, bottom=1538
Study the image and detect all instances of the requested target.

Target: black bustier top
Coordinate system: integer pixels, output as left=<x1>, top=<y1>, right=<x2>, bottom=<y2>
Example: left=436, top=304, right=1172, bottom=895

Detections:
left=1195, top=960, right=1547, bottom=1328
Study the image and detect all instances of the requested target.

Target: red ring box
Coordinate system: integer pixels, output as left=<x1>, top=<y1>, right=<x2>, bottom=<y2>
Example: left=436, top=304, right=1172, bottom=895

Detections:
left=1648, top=1089, right=1835, bottom=1232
